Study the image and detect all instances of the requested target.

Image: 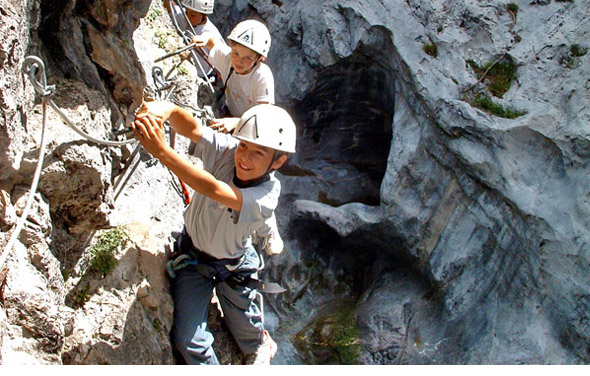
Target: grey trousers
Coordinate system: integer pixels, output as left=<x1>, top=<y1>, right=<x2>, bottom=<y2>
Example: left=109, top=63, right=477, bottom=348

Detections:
left=171, top=247, right=264, bottom=365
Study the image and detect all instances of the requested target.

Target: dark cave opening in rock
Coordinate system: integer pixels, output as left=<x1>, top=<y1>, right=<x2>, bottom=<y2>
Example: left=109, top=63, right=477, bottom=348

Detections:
left=290, top=48, right=395, bottom=207
left=266, top=27, right=405, bottom=363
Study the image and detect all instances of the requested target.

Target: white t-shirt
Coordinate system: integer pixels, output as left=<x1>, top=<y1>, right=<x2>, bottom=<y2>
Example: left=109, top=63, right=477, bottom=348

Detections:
left=167, top=2, right=225, bottom=77
left=183, top=127, right=281, bottom=260
left=208, top=43, right=275, bottom=117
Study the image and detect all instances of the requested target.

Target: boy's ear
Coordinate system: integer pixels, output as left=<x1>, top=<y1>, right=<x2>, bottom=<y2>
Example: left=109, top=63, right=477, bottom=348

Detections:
left=270, top=154, right=288, bottom=170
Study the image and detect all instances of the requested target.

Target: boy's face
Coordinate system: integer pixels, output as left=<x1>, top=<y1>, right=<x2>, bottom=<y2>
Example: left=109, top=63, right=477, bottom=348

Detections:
left=234, top=140, right=286, bottom=181
left=230, top=43, right=260, bottom=74
left=186, top=9, right=206, bottom=27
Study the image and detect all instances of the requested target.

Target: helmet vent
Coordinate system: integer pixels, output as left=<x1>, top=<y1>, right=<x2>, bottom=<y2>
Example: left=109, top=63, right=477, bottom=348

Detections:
left=238, top=28, right=254, bottom=44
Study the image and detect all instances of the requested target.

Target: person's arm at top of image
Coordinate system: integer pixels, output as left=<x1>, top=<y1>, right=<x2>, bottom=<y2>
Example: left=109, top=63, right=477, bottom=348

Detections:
left=190, top=32, right=216, bottom=50
left=131, top=100, right=244, bottom=211
left=188, top=33, right=239, bottom=133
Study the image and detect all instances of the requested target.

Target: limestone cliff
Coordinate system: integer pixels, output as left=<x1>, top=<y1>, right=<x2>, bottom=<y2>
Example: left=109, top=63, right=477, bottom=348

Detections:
left=1, top=0, right=589, bottom=365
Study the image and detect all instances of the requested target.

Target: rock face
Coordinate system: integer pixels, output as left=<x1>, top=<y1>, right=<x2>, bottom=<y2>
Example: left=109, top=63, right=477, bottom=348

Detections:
left=1, top=0, right=590, bottom=365
left=1, top=0, right=243, bottom=364
left=228, top=0, right=589, bottom=365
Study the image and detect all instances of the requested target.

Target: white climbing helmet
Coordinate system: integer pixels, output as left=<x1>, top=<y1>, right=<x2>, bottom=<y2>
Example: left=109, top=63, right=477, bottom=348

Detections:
left=227, top=19, right=271, bottom=57
left=234, top=104, right=296, bottom=154
left=181, top=0, right=214, bottom=15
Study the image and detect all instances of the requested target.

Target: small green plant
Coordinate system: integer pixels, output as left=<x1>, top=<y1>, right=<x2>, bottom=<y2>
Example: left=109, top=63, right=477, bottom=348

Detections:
left=507, top=3, right=519, bottom=14
left=88, top=226, right=129, bottom=277
left=148, top=8, right=163, bottom=22
left=177, top=65, right=189, bottom=76
left=152, top=318, right=163, bottom=332
left=560, top=44, right=587, bottom=68
left=571, top=44, right=588, bottom=57
left=333, top=308, right=361, bottom=364
left=467, top=57, right=517, bottom=97
left=61, top=269, right=71, bottom=281
left=471, top=93, right=526, bottom=119
left=155, top=29, right=171, bottom=50
left=71, top=285, right=91, bottom=309
left=423, top=41, right=438, bottom=58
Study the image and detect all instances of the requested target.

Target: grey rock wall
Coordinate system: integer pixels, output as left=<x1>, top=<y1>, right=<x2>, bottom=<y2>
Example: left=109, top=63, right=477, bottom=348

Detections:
left=1, top=0, right=589, bottom=365
left=1, top=0, right=244, bottom=364
left=0, top=0, right=178, bottom=364
left=209, top=0, right=590, bottom=364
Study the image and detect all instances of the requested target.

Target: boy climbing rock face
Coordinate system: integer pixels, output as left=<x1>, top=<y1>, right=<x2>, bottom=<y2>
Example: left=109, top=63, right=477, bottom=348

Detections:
left=187, top=18, right=286, bottom=261
left=131, top=100, right=296, bottom=364
left=164, top=0, right=211, bottom=28
left=163, top=0, right=224, bottom=79
left=190, top=19, right=275, bottom=134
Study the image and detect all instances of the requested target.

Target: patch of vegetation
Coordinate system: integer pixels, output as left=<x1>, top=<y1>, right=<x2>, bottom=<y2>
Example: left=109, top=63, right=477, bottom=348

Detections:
left=471, top=93, right=526, bottom=119
left=155, top=28, right=173, bottom=50
left=71, top=285, right=91, bottom=309
left=87, top=226, right=129, bottom=278
left=177, top=65, right=189, bottom=76
left=423, top=41, right=438, bottom=58
left=507, top=3, right=519, bottom=13
left=332, top=308, right=362, bottom=364
left=294, top=306, right=362, bottom=365
left=571, top=44, right=588, bottom=57
left=152, top=318, right=164, bottom=333
left=467, top=57, right=517, bottom=97
left=560, top=44, right=588, bottom=68
left=148, top=7, right=163, bottom=22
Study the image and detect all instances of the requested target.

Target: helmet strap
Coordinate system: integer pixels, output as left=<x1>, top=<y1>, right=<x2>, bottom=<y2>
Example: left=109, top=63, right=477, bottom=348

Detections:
left=232, top=168, right=270, bottom=188
left=235, top=59, right=260, bottom=75
left=232, top=150, right=285, bottom=188
left=264, top=150, right=287, bottom=175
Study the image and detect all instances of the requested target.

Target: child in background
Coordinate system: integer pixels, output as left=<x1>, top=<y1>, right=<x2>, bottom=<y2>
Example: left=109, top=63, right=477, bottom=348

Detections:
left=191, top=19, right=275, bottom=134
left=163, top=0, right=225, bottom=79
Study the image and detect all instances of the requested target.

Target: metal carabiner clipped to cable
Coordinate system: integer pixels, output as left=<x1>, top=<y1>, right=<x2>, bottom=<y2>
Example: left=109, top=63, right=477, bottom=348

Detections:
left=22, top=55, right=56, bottom=97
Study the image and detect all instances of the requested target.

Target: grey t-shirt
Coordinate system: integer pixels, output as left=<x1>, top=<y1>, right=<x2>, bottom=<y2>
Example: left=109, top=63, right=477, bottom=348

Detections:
left=183, top=127, right=281, bottom=260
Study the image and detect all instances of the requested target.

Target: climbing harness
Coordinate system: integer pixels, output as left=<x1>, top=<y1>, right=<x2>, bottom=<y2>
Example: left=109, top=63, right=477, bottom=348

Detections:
left=166, top=253, right=199, bottom=279
left=166, top=229, right=286, bottom=294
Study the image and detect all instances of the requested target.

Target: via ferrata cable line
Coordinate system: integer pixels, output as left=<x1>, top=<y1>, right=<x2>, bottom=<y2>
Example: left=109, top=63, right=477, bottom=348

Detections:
left=1, top=57, right=52, bottom=271
left=1, top=55, right=186, bottom=271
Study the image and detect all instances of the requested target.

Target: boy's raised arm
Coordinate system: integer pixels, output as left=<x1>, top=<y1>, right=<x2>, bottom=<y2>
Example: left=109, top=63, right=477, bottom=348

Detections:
left=131, top=101, right=244, bottom=211
left=135, top=100, right=203, bottom=145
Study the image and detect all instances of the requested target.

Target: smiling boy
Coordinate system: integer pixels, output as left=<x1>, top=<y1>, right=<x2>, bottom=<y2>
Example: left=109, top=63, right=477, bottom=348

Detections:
left=191, top=19, right=274, bottom=133
left=131, top=100, right=296, bottom=364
